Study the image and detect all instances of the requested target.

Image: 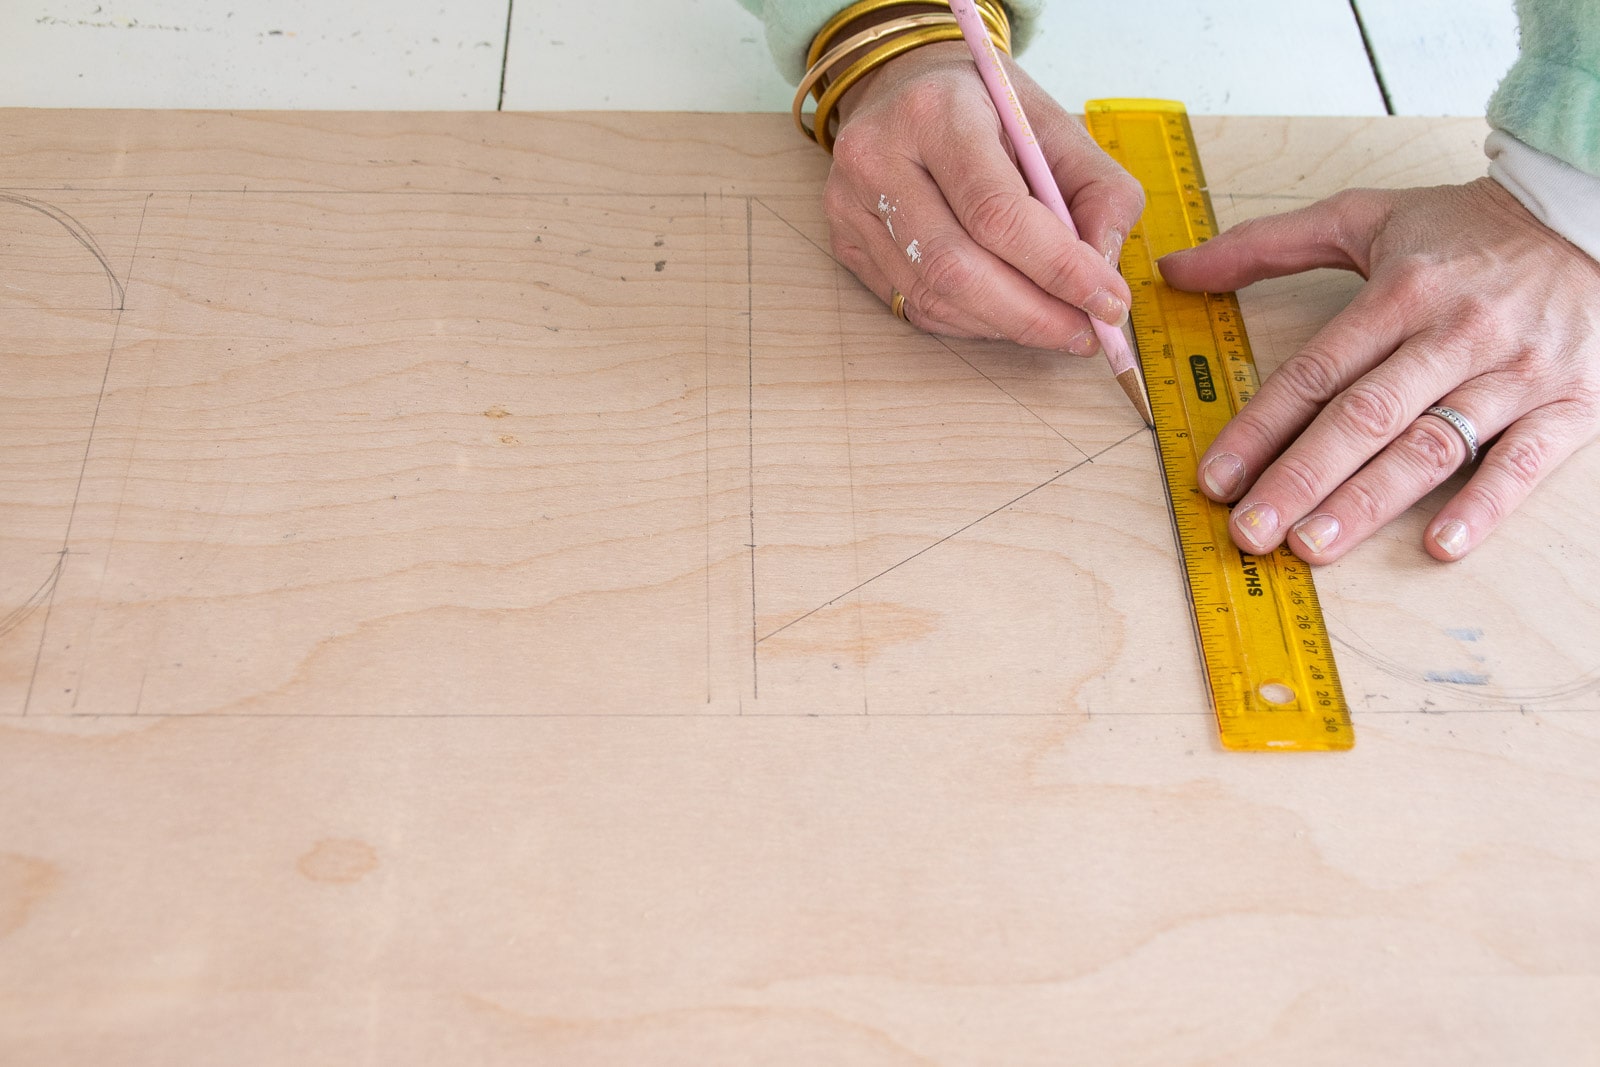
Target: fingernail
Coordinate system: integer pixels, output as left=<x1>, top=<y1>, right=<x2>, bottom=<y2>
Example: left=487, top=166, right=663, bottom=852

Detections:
left=1104, top=230, right=1125, bottom=266
left=1233, top=501, right=1279, bottom=552
left=1433, top=519, right=1470, bottom=558
left=1293, top=513, right=1340, bottom=554
left=1066, top=328, right=1100, bottom=357
left=1201, top=452, right=1245, bottom=499
left=1084, top=288, right=1129, bottom=328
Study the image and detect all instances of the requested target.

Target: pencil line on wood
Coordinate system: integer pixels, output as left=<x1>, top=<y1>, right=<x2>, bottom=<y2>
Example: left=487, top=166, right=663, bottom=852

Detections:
left=0, top=193, right=127, bottom=309
left=704, top=190, right=714, bottom=706
left=5, top=708, right=1594, bottom=721
left=934, top=335, right=1095, bottom=459
left=23, top=193, right=153, bottom=716
left=759, top=461, right=1095, bottom=646
left=745, top=196, right=759, bottom=702
left=829, top=242, right=872, bottom=715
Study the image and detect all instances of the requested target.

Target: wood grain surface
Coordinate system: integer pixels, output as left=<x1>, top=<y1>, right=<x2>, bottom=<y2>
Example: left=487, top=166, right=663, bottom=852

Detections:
left=2, top=110, right=1597, bottom=1064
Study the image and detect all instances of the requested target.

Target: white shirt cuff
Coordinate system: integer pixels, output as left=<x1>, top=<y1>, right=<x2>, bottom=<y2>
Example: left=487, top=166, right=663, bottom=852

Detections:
left=1486, top=130, right=1600, bottom=265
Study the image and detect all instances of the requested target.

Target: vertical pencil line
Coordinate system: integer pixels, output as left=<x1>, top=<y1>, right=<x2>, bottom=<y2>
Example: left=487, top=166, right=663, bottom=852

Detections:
left=496, top=0, right=516, bottom=111
left=745, top=198, right=759, bottom=702
left=703, top=192, right=713, bottom=705
left=831, top=268, right=869, bottom=714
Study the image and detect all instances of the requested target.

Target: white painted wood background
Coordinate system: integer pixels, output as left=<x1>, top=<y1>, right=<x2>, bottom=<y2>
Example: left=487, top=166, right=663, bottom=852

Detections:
left=0, top=0, right=1518, bottom=115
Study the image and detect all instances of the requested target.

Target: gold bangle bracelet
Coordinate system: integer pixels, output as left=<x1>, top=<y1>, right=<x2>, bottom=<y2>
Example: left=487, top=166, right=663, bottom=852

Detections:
left=797, top=0, right=1013, bottom=151
left=792, top=12, right=963, bottom=141
left=808, top=0, right=943, bottom=70
left=807, top=0, right=1009, bottom=71
left=812, top=25, right=970, bottom=152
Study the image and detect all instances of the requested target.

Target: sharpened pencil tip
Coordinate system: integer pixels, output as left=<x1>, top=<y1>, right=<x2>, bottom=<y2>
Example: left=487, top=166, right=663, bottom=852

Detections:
left=1117, top=368, right=1154, bottom=428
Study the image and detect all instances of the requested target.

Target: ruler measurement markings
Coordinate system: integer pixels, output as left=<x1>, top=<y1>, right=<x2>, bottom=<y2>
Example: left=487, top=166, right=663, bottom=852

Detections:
left=1087, top=99, right=1353, bottom=751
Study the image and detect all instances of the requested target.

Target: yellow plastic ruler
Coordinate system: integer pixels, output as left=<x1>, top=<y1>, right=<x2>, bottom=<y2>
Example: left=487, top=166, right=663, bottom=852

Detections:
left=1085, top=98, right=1352, bottom=751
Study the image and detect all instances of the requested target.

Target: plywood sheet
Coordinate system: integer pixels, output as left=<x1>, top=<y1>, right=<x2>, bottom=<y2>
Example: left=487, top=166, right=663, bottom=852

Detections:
left=1, top=110, right=1597, bottom=1063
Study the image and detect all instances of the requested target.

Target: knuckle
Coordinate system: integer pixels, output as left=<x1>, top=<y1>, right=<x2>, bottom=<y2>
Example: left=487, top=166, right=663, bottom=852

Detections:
left=829, top=120, right=893, bottom=179
left=1009, top=307, right=1070, bottom=351
left=821, top=176, right=856, bottom=220
left=1215, top=414, right=1279, bottom=466
left=964, top=187, right=1033, bottom=252
left=1323, top=187, right=1385, bottom=243
left=1332, top=379, right=1408, bottom=441
left=1464, top=483, right=1512, bottom=527
left=1383, top=259, right=1435, bottom=305
left=898, top=79, right=955, bottom=128
left=1495, top=434, right=1549, bottom=486
left=1338, top=478, right=1387, bottom=527
left=1570, top=379, right=1600, bottom=418
left=1032, top=246, right=1098, bottom=305
left=904, top=284, right=952, bottom=328
left=830, top=127, right=872, bottom=174
left=917, top=236, right=981, bottom=298
left=1398, top=419, right=1459, bottom=478
left=1503, top=346, right=1550, bottom=392
left=1089, top=172, right=1146, bottom=229
left=1273, top=349, right=1346, bottom=406
left=1452, top=295, right=1507, bottom=348
left=1116, top=173, right=1146, bottom=218
left=1271, top=454, right=1325, bottom=506
left=830, top=234, right=871, bottom=279
left=1323, top=188, right=1361, bottom=215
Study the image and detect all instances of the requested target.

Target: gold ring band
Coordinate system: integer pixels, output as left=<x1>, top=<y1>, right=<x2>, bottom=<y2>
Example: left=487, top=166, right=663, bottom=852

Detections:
left=890, top=289, right=909, bottom=321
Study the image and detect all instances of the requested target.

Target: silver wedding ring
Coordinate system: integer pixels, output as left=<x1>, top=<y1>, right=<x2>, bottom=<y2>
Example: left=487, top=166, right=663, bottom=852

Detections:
left=1425, top=405, right=1479, bottom=464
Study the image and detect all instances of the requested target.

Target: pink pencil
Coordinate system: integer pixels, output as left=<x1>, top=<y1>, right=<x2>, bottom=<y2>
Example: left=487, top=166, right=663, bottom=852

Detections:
left=948, top=0, right=1152, bottom=427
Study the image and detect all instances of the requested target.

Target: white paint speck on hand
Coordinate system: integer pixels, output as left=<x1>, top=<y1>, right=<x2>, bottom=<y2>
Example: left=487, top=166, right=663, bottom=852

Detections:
left=878, top=193, right=898, bottom=238
left=905, top=239, right=921, bottom=264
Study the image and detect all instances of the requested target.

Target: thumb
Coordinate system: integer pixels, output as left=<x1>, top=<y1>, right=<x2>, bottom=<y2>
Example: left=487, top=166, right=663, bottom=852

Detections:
left=1157, top=189, right=1393, bottom=292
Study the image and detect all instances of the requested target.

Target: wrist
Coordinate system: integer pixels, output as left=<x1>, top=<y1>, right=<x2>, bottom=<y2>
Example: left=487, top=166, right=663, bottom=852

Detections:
left=835, top=39, right=971, bottom=125
left=793, top=0, right=1011, bottom=152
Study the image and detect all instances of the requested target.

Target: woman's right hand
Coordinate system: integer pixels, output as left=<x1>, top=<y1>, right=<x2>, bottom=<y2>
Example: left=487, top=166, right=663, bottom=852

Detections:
left=825, top=40, right=1145, bottom=356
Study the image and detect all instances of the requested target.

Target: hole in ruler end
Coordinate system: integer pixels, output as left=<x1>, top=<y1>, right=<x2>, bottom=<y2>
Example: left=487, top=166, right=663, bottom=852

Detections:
left=1258, top=681, right=1296, bottom=706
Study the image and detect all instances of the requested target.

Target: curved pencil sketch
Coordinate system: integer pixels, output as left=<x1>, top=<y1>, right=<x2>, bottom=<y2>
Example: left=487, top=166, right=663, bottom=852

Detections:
left=0, top=193, right=126, bottom=310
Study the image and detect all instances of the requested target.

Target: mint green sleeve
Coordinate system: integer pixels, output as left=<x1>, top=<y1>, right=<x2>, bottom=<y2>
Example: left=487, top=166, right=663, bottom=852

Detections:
left=733, top=0, right=1044, bottom=83
left=1486, top=0, right=1600, bottom=176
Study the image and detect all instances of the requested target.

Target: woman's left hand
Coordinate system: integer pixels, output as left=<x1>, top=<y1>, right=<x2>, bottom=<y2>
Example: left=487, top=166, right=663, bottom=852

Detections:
left=1158, top=178, right=1600, bottom=563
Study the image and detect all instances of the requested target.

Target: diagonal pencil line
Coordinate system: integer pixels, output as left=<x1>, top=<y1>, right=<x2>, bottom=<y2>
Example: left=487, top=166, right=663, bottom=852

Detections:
left=750, top=196, right=835, bottom=262
left=756, top=429, right=1144, bottom=646
left=753, top=196, right=1110, bottom=458
left=121, top=193, right=153, bottom=298
left=932, top=334, right=1094, bottom=458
